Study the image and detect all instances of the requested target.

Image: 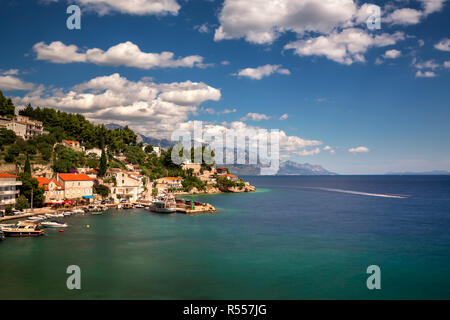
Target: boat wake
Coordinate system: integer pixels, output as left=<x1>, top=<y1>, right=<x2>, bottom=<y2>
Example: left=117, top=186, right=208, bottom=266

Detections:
left=303, top=187, right=409, bottom=199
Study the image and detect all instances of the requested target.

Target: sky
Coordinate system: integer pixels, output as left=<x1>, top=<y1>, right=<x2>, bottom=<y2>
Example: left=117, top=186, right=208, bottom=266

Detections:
left=0, top=0, right=449, bottom=174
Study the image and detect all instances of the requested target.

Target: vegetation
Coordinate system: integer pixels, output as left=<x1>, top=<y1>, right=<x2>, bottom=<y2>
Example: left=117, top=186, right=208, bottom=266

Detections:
left=0, top=91, right=15, bottom=118
left=94, top=184, right=110, bottom=198
left=5, top=205, right=13, bottom=215
left=15, top=195, right=30, bottom=211
left=182, top=176, right=206, bottom=192
left=18, top=173, right=45, bottom=208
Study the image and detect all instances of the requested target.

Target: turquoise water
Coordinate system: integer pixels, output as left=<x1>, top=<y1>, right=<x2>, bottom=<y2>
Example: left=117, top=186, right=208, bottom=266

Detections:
left=1, top=176, right=449, bottom=299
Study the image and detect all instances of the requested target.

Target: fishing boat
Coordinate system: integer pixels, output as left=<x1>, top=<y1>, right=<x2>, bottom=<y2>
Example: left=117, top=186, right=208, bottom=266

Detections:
left=1, top=221, right=44, bottom=237
left=149, top=196, right=177, bottom=214
left=41, top=221, right=68, bottom=228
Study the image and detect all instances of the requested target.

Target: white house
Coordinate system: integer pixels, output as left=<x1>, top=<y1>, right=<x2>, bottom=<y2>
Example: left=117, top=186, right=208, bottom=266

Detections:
left=57, top=173, right=95, bottom=200
left=0, top=173, right=22, bottom=208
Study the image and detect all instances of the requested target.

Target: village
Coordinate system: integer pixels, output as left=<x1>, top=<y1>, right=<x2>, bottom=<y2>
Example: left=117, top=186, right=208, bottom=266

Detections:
left=0, top=113, right=256, bottom=227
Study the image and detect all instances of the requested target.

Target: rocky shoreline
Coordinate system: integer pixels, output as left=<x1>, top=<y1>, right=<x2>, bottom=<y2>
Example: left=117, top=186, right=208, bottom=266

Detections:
left=176, top=181, right=256, bottom=195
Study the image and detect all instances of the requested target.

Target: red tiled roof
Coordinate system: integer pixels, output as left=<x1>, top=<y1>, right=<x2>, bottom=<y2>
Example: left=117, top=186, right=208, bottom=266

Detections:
left=163, top=177, right=182, bottom=181
left=58, top=173, right=94, bottom=181
left=0, top=173, right=18, bottom=178
left=63, top=140, right=79, bottom=145
left=34, top=177, right=51, bottom=188
left=218, top=173, right=237, bottom=178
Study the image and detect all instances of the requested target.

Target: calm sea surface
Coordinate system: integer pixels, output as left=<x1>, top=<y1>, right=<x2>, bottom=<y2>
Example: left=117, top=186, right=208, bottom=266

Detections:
left=1, top=176, right=449, bottom=299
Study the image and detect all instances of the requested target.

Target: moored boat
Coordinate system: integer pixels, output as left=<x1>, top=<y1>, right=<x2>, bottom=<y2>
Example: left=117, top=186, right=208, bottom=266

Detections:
left=149, top=198, right=177, bottom=214
left=2, top=221, right=44, bottom=237
left=41, top=221, right=68, bottom=228
left=0, top=230, right=5, bottom=241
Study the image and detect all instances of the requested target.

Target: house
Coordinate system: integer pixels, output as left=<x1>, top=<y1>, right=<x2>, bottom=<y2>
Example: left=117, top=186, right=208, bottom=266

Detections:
left=57, top=173, right=95, bottom=200
left=217, top=173, right=239, bottom=182
left=0, top=173, right=22, bottom=208
left=125, top=163, right=139, bottom=172
left=85, top=147, right=102, bottom=158
left=62, top=140, right=84, bottom=152
left=104, top=170, right=144, bottom=202
left=0, top=115, right=46, bottom=140
left=34, top=177, right=65, bottom=203
left=156, top=177, right=183, bottom=192
left=216, top=167, right=228, bottom=175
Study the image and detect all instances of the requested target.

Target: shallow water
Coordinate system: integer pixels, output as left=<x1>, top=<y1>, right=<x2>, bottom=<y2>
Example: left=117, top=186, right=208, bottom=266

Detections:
left=1, top=176, right=449, bottom=299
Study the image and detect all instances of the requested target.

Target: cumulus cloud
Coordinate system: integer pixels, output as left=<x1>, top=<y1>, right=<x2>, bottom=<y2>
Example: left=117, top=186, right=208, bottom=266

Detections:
left=385, top=0, right=447, bottom=25
left=33, top=41, right=207, bottom=69
left=284, top=28, right=405, bottom=65
left=383, top=49, right=401, bottom=59
left=279, top=113, right=289, bottom=120
left=12, top=73, right=221, bottom=138
left=241, top=112, right=271, bottom=121
left=349, top=146, right=370, bottom=154
left=0, top=75, right=34, bottom=91
left=435, top=38, right=450, bottom=52
left=415, top=70, right=437, bottom=78
left=233, top=64, right=290, bottom=80
left=47, top=0, right=180, bottom=16
left=1, top=69, right=20, bottom=76
left=214, top=0, right=358, bottom=44
left=177, top=120, right=323, bottom=160
left=444, top=61, right=450, bottom=69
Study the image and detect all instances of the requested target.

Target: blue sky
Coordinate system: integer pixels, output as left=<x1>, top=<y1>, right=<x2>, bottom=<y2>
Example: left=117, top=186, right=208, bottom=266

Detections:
left=0, top=0, right=449, bottom=174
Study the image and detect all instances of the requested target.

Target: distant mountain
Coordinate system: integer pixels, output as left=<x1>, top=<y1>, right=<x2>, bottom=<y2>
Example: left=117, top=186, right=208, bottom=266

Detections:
left=385, top=170, right=449, bottom=175
left=105, top=123, right=174, bottom=149
left=227, top=161, right=336, bottom=176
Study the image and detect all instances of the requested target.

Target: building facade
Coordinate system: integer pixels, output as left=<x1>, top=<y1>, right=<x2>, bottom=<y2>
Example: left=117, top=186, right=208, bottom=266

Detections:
left=57, top=173, right=94, bottom=200
left=0, top=173, right=22, bottom=208
left=0, top=115, right=45, bottom=140
left=105, top=170, right=144, bottom=202
left=34, top=177, right=65, bottom=203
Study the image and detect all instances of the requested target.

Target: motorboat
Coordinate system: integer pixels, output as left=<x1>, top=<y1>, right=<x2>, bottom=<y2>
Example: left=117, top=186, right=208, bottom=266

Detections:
left=41, top=221, right=68, bottom=228
left=1, top=221, right=44, bottom=237
left=149, top=197, right=177, bottom=214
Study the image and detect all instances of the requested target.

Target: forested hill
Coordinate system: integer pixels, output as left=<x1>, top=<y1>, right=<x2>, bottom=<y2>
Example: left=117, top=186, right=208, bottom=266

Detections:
left=19, top=104, right=138, bottom=152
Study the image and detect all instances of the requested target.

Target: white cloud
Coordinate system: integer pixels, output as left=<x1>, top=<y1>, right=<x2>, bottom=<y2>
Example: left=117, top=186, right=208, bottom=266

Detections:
left=49, top=0, right=180, bottom=16
left=415, top=70, right=437, bottom=78
left=234, top=64, right=290, bottom=80
left=178, top=120, right=323, bottom=159
left=13, top=73, right=221, bottom=138
left=444, top=61, right=450, bottom=69
left=284, top=28, right=405, bottom=65
left=385, top=8, right=422, bottom=25
left=219, top=108, right=236, bottom=114
left=324, top=145, right=335, bottom=154
left=279, top=113, right=289, bottom=120
left=214, top=0, right=358, bottom=44
left=241, top=112, right=271, bottom=121
left=195, top=23, right=210, bottom=33
left=419, top=0, right=447, bottom=15
left=221, top=60, right=230, bottom=65
left=383, top=49, right=401, bottom=59
left=1, top=69, right=20, bottom=76
left=435, top=38, right=450, bottom=52
left=33, top=41, right=207, bottom=69
left=0, top=76, right=34, bottom=91
left=413, top=59, right=439, bottom=70
left=349, top=146, right=370, bottom=154
left=385, top=0, right=447, bottom=25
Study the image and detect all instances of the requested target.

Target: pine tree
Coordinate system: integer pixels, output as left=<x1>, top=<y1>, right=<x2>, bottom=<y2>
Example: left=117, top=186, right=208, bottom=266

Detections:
left=24, top=154, right=32, bottom=176
left=99, top=148, right=107, bottom=176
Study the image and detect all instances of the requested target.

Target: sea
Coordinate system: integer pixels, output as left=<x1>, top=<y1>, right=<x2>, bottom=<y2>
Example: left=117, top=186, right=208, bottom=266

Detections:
left=1, top=175, right=449, bottom=299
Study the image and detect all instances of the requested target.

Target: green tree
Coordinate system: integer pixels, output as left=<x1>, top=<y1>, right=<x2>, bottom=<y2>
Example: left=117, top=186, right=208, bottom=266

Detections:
left=98, top=148, right=108, bottom=176
left=0, top=91, right=15, bottom=118
left=144, top=145, right=154, bottom=154
left=94, top=184, right=110, bottom=198
left=19, top=174, right=45, bottom=208
left=0, top=128, right=16, bottom=149
left=23, top=154, right=32, bottom=176
left=5, top=205, right=13, bottom=215
left=15, top=195, right=30, bottom=211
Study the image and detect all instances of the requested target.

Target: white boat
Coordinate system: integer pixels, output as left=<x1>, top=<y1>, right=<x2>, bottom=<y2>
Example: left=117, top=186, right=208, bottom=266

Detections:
left=0, top=223, right=15, bottom=230
left=41, top=221, right=68, bottom=228
left=28, top=216, right=44, bottom=221
left=72, top=209, right=84, bottom=214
